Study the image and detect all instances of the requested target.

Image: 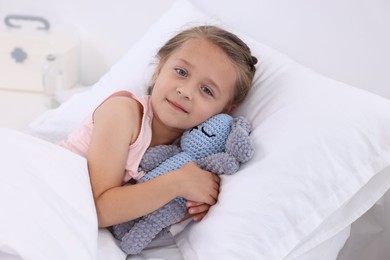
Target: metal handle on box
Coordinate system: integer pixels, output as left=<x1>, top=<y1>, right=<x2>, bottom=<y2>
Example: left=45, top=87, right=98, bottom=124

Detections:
left=4, top=14, right=50, bottom=30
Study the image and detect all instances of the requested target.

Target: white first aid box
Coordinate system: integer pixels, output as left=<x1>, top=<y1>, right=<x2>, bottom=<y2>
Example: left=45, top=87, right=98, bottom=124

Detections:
left=0, top=15, right=79, bottom=92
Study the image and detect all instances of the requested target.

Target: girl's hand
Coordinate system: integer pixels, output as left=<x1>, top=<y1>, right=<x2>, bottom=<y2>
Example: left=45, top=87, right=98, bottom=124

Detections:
left=176, top=162, right=220, bottom=206
left=186, top=201, right=212, bottom=221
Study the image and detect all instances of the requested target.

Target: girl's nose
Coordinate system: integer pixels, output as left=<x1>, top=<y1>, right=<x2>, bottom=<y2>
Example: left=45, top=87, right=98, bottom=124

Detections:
left=176, top=84, right=194, bottom=100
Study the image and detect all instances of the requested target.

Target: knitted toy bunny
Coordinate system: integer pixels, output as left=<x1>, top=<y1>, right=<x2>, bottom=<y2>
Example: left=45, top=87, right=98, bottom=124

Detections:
left=110, top=113, right=255, bottom=255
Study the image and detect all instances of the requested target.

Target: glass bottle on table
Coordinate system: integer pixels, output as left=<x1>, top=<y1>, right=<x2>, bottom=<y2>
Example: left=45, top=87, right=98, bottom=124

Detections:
left=42, top=54, right=63, bottom=108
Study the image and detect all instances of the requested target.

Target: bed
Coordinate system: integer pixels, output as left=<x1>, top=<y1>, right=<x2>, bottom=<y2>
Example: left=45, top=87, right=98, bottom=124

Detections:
left=1, top=0, right=390, bottom=259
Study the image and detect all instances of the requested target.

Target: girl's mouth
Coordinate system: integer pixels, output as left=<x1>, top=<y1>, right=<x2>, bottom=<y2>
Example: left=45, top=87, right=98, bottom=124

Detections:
left=167, top=99, right=188, bottom=113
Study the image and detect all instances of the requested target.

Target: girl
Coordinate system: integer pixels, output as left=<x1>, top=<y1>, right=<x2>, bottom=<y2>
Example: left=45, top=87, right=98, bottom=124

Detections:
left=60, top=25, right=257, bottom=228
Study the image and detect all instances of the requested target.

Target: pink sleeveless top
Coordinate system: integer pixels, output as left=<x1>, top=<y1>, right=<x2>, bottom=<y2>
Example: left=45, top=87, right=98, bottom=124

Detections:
left=59, top=90, right=153, bottom=183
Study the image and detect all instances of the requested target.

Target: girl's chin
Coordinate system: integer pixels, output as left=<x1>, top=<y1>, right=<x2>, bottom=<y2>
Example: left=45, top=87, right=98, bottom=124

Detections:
left=154, top=112, right=188, bottom=129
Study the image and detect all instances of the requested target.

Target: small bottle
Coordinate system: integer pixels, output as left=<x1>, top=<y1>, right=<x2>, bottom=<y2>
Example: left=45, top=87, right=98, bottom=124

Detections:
left=42, top=54, right=63, bottom=108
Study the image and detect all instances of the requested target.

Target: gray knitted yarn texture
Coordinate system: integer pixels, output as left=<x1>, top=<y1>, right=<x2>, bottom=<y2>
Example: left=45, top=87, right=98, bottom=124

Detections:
left=115, top=113, right=234, bottom=255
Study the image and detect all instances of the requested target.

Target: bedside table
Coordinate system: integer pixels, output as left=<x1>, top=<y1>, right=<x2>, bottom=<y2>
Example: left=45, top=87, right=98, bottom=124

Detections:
left=0, top=90, right=49, bottom=130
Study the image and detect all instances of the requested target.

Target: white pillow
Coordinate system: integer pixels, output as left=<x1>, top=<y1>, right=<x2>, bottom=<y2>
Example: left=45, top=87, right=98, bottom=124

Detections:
left=0, top=128, right=97, bottom=260
left=28, top=0, right=390, bottom=259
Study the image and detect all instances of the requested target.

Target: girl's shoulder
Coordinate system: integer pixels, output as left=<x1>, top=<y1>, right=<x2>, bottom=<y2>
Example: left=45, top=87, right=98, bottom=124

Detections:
left=92, top=91, right=148, bottom=146
left=107, top=90, right=142, bottom=100
left=94, top=91, right=144, bottom=122
left=96, top=90, right=150, bottom=114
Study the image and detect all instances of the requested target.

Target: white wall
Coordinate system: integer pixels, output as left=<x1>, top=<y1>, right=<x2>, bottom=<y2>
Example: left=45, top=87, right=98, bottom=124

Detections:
left=1, top=0, right=389, bottom=98
left=0, top=0, right=176, bottom=85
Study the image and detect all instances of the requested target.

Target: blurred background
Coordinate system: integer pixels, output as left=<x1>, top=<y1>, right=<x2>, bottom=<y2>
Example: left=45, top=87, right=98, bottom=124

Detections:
left=0, top=0, right=389, bottom=129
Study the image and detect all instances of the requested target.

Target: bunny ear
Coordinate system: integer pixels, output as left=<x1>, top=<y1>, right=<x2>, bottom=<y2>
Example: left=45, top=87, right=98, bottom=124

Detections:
left=225, top=116, right=255, bottom=163
left=232, top=116, right=251, bottom=134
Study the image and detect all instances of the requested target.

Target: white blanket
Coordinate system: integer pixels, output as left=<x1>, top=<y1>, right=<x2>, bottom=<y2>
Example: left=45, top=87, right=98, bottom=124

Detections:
left=0, top=128, right=97, bottom=260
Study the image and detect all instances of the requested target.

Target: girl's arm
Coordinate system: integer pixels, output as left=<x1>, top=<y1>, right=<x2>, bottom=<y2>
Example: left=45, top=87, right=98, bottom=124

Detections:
left=87, top=96, right=220, bottom=227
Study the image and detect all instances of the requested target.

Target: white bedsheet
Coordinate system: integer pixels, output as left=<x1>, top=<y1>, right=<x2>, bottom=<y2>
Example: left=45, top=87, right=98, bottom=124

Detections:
left=97, top=225, right=351, bottom=260
left=98, top=224, right=183, bottom=260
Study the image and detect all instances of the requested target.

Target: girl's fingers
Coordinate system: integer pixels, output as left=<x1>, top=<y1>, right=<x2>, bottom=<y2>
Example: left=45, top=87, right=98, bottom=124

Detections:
left=187, top=203, right=211, bottom=221
left=186, top=200, right=200, bottom=207
left=192, top=212, right=207, bottom=221
left=188, top=203, right=210, bottom=215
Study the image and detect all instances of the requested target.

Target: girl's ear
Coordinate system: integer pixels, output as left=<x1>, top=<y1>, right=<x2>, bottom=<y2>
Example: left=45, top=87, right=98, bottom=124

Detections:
left=149, top=67, right=162, bottom=94
left=151, top=62, right=164, bottom=85
left=151, top=71, right=159, bottom=85
left=224, top=104, right=238, bottom=114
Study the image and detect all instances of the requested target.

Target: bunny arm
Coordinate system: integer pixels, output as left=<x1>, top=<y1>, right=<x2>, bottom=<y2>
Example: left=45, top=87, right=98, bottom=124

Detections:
left=138, top=145, right=181, bottom=174
left=110, top=218, right=138, bottom=240
left=110, top=145, right=181, bottom=241
left=117, top=151, right=191, bottom=254
left=120, top=198, right=186, bottom=255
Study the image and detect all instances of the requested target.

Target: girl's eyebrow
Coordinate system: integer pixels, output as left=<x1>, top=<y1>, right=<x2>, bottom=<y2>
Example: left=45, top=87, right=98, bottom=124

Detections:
left=175, top=58, right=193, bottom=68
left=204, top=77, right=222, bottom=95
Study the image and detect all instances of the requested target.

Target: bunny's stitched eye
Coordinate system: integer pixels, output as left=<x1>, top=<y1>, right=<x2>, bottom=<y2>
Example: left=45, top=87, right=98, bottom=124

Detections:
left=189, top=126, right=198, bottom=133
left=201, top=127, right=216, bottom=138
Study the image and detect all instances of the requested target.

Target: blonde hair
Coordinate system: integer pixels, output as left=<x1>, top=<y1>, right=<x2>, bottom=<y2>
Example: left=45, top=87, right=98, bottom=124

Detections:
left=148, top=25, right=257, bottom=106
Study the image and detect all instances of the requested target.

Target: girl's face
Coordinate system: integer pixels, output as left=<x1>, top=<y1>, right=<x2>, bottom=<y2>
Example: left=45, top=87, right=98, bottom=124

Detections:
left=150, top=38, right=237, bottom=131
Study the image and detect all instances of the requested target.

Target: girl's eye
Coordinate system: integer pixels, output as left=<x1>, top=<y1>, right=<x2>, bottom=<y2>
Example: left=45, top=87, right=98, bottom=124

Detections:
left=176, top=68, right=187, bottom=77
left=201, top=86, right=213, bottom=97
